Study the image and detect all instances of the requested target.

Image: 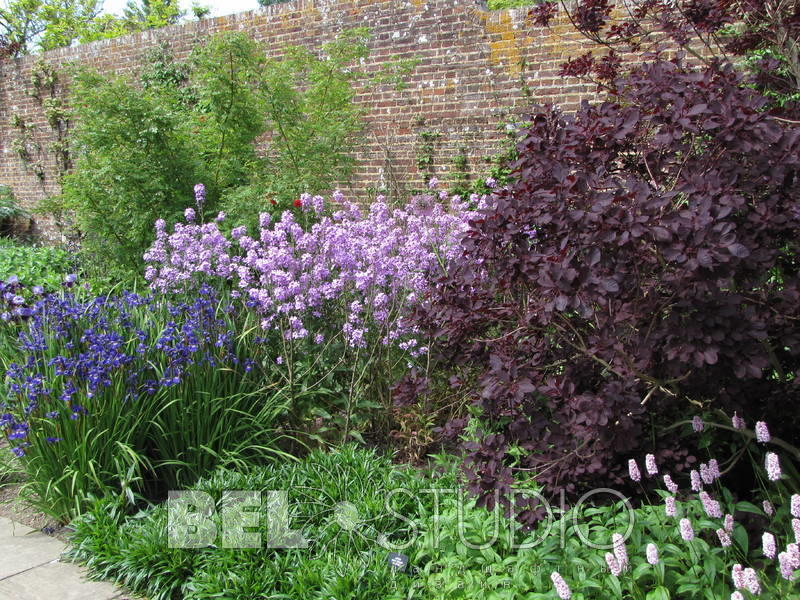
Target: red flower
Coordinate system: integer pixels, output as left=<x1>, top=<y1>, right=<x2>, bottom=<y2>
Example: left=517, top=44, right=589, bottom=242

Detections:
left=269, top=199, right=277, bottom=206
left=293, top=198, right=303, bottom=208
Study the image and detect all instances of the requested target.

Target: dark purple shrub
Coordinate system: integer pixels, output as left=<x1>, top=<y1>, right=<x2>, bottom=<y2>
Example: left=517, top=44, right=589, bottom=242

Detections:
left=532, top=0, right=800, bottom=108
left=405, top=58, right=800, bottom=524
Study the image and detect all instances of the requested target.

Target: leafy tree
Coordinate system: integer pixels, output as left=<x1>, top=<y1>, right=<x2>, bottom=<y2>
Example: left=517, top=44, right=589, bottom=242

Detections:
left=120, top=0, right=180, bottom=30
left=0, top=0, right=102, bottom=54
left=487, top=0, right=534, bottom=9
left=0, top=0, right=193, bottom=56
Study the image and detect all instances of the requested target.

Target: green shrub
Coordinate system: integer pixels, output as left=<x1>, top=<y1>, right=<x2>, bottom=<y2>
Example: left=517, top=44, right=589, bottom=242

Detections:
left=52, top=30, right=370, bottom=282
left=67, top=446, right=457, bottom=600
left=0, top=239, right=74, bottom=294
left=67, top=441, right=800, bottom=599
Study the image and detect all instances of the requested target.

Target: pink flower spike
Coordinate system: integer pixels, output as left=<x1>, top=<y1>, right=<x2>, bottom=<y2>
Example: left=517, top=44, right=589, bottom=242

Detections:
left=730, top=593, right=744, bottom=600
left=732, top=412, right=745, bottom=429
left=628, top=459, right=641, bottom=482
left=605, top=552, right=622, bottom=576
left=732, top=564, right=745, bottom=589
left=645, top=453, right=658, bottom=476
left=763, top=500, right=774, bottom=516
left=793, top=518, right=800, bottom=544
left=612, top=533, right=628, bottom=571
left=755, top=420, right=770, bottom=443
left=708, top=458, right=721, bottom=481
left=700, top=491, right=722, bottom=518
left=743, top=568, right=760, bottom=595
left=665, top=496, right=677, bottom=517
left=765, top=452, right=781, bottom=481
left=646, top=543, right=659, bottom=565
left=763, top=532, right=777, bottom=559
left=724, top=513, right=734, bottom=532
left=778, top=551, right=796, bottom=581
left=692, top=415, right=704, bottom=432
left=700, top=463, right=713, bottom=485
left=791, top=494, right=800, bottom=518
left=679, top=518, right=694, bottom=541
left=787, top=543, right=800, bottom=568
left=716, top=528, right=732, bottom=547
left=550, top=572, right=572, bottom=600
left=663, top=474, right=678, bottom=493
left=690, top=469, right=703, bottom=492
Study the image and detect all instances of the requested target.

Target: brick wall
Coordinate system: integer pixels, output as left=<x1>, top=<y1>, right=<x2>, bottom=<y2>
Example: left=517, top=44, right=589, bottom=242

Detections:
left=0, top=0, right=599, bottom=242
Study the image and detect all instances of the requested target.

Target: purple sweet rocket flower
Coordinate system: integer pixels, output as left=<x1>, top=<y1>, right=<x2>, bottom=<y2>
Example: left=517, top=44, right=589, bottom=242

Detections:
left=679, top=518, right=694, bottom=541
left=193, top=183, right=206, bottom=210
left=692, top=415, right=704, bottom=432
left=144, top=191, right=479, bottom=355
left=628, top=459, right=641, bottom=482
left=665, top=496, right=677, bottom=517
left=485, top=177, right=497, bottom=189
left=612, top=533, right=628, bottom=571
left=605, top=552, right=622, bottom=576
left=763, top=500, right=775, bottom=516
left=793, top=518, right=800, bottom=543
left=763, top=532, right=777, bottom=559
left=645, top=453, right=658, bottom=476
left=766, top=452, right=781, bottom=480
left=427, top=177, right=439, bottom=189
left=730, top=593, right=744, bottom=600
left=716, top=528, right=732, bottom=547
left=732, top=412, right=745, bottom=429
left=743, top=568, right=760, bottom=594
left=791, top=494, right=800, bottom=518
left=184, top=207, right=196, bottom=223
left=646, top=543, right=659, bottom=565
left=663, top=474, right=679, bottom=493
left=549, top=572, right=571, bottom=599
left=755, top=420, right=770, bottom=443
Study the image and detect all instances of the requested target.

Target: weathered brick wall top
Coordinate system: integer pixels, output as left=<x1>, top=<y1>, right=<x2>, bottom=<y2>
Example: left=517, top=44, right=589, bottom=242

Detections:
left=0, top=0, right=598, bottom=242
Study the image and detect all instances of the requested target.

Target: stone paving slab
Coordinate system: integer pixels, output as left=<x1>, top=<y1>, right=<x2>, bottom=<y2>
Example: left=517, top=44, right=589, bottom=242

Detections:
left=0, top=560, right=124, bottom=600
left=0, top=518, right=64, bottom=580
left=0, top=517, right=126, bottom=600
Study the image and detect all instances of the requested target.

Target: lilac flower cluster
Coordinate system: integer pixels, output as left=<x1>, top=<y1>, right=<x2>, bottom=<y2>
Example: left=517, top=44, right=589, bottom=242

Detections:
left=0, top=285, right=247, bottom=458
left=144, top=214, right=234, bottom=292
left=144, top=190, right=481, bottom=353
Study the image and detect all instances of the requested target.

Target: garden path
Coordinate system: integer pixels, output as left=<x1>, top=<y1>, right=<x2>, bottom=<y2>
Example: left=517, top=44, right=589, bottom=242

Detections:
left=0, top=516, right=129, bottom=599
